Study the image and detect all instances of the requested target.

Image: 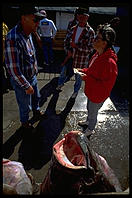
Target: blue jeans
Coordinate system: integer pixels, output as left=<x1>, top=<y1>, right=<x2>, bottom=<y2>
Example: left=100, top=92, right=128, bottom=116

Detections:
left=41, top=37, right=53, bottom=64
left=74, top=73, right=82, bottom=93
left=10, top=75, right=40, bottom=123
left=86, top=98, right=104, bottom=130
left=58, top=59, right=82, bottom=93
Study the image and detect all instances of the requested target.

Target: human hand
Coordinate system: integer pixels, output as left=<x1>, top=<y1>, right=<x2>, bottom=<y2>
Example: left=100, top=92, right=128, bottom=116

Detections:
left=74, top=68, right=84, bottom=75
left=80, top=73, right=87, bottom=80
left=25, top=86, right=34, bottom=95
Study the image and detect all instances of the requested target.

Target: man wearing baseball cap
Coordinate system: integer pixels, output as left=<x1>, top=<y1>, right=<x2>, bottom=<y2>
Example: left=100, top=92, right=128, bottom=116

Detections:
left=76, top=7, right=89, bottom=16
left=4, top=6, right=44, bottom=129
left=56, top=7, right=95, bottom=98
left=38, top=9, right=57, bottom=65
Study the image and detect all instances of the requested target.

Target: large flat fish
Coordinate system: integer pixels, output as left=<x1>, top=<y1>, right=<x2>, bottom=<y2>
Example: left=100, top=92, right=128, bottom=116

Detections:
left=40, top=131, right=122, bottom=195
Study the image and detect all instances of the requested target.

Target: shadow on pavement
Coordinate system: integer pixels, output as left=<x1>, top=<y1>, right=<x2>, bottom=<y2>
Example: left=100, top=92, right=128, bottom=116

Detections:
left=39, top=77, right=59, bottom=108
left=3, top=126, right=34, bottom=159
left=3, top=77, right=76, bottom=171
left=18, top=92, right=76, bottom=170
left=110, top=92, right=129, bottom=117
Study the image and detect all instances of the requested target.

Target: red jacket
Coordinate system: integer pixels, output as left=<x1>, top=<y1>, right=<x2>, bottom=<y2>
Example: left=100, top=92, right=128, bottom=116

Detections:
left=82, top=48, right=118, bottom=103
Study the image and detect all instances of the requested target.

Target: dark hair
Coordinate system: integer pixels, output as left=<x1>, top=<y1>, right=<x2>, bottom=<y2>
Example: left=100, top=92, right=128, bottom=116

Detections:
left=97, top=24, right=116, bottom=47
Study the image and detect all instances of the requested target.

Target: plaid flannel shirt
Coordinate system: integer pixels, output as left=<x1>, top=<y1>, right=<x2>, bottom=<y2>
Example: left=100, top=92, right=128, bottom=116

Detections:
left=4, top=22, right=38, bottom=90
left=64, top=23, right=95, bottom=68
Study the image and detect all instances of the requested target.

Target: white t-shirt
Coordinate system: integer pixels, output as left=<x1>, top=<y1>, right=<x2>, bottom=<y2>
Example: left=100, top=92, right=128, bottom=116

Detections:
left=74, top=26, right=84, bottom=43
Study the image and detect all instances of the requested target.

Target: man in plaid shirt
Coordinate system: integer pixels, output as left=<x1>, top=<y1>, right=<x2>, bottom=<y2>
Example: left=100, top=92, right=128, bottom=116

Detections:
left=56, top=7, right=95, bottom=98
left=4, top=6, right=44, bottom=129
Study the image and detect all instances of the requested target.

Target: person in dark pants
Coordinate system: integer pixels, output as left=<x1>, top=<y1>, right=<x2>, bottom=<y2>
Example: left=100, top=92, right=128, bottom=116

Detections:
left=38, top=10, right=57, bottom=66
left=4, top=6, right=44, bottom=129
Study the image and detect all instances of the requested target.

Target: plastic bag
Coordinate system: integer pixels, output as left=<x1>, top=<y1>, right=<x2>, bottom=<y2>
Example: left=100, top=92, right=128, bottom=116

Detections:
left=3, top=159, right=33, bottom=195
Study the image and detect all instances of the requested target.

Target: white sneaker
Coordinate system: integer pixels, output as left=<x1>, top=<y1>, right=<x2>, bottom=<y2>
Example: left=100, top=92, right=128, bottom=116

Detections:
left=78, top=121, right=88, bottom=127
left=56, top=85, right=63, bottom=91
left=83, top=128, right=95, bottom=136
left=71, top=92, right=78, bottom=98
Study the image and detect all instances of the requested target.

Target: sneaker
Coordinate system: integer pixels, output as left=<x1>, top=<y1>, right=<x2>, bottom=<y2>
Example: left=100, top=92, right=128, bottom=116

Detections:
left=43, top=62, right=49, bottom=66
left=78, top=121, right=88, bottom=127
left=56, top=85, right=63, bottom=91
left=83, top=128, right=95, bottom=136
left=71, top=92, right=78, bottom=98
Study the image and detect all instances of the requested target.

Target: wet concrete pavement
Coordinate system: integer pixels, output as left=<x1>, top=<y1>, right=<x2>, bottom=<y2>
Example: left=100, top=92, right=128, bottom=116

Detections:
left=3, top=73, right=129, bottom=192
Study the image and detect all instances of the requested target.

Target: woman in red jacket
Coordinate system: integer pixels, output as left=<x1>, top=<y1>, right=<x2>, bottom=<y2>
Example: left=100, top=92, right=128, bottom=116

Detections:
left=77, top=24, right=118, bottom=137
